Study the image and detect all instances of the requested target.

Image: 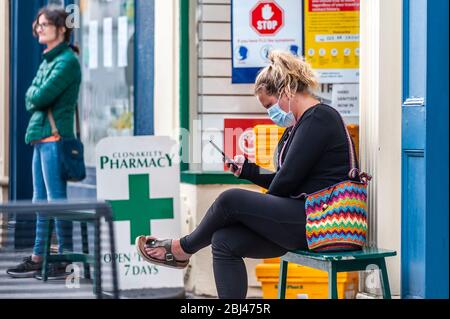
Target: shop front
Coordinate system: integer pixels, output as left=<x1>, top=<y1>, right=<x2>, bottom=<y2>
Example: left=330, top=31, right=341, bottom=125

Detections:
left=177, top=0, right=365, bottom=297
left=8, top=0, right=155, bottom=248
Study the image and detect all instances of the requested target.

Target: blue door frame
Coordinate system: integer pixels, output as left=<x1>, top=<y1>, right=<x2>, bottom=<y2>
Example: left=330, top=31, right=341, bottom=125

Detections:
left=9, top=0, right=47, bottom=248
left=9, top=0, right=155, bottom=246
left=402, top=0, right=449, bottom=299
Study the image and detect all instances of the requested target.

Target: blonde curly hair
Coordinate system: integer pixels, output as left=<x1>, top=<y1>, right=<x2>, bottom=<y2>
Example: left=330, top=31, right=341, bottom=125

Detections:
left=255, top=50, right=319, bottom=98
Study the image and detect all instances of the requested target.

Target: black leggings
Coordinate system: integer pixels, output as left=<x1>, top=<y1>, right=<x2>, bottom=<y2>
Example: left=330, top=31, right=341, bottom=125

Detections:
left=180, top=188, right=308, bottom=299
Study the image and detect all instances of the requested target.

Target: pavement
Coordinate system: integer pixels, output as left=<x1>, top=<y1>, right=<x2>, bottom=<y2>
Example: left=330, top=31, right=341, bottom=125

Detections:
left=0, top=249, right=216, bottom=299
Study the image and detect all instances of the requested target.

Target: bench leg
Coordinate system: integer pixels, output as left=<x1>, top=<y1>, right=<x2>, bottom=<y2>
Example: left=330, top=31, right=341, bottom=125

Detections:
left=328, top=264, right=338, bottom=299
left=81, top=222, right=91, bottom=280
left=107, top=218, right=120, bottom=299
left=378, top=258, right=392, bottom=299
left=93, top=218, right=102, bottom=298
left=278, top=260, right=288, bottom=299
left=41, top=219, right=54, bottom=282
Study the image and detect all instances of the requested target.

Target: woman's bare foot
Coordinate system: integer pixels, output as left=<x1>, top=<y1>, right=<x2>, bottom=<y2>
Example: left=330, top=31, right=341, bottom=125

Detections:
left=144, top=236, right=191, bottom=261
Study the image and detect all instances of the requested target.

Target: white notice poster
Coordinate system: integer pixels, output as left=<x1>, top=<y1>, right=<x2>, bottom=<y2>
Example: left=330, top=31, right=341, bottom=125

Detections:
left=103, top=17, right=113, bottom=68
left=88, top=20, right=98, bottom=69
left=331, top=84, right=359, bottom=117
left=118, top=16, right=128, bottom=68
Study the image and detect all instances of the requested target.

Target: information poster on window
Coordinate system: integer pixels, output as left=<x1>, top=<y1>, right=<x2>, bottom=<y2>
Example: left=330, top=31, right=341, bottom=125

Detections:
left=331, top=84, right=359, bottom=116
left=88, top=20, right=98, bottom=69
left=231, top=0, right=303, bottom=83
left=304, top=0, right=360, bottom=83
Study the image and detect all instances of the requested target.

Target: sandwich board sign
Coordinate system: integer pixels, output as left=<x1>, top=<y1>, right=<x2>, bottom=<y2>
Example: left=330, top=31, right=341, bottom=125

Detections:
left=96, top=136, right=183, bottom=290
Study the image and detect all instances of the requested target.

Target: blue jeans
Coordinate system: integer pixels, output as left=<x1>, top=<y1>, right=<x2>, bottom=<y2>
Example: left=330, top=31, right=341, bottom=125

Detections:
left=32, top=141, right=73, bottom=256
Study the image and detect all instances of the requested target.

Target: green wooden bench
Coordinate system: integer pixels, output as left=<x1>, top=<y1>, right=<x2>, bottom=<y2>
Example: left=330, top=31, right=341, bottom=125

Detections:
left=278, top=247, right=397, bottom=299
left=0, top=201, right=119, bottom=299
left=41, top=212, right=99, bottom=284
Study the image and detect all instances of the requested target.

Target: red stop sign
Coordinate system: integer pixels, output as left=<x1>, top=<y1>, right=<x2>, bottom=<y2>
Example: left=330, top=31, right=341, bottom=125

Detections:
left=250, top=1, right=284, bottom=36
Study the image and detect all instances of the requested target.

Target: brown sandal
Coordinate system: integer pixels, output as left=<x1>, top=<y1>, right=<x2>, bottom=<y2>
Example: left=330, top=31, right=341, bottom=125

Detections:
left=135, top=236, right=190, bottom=269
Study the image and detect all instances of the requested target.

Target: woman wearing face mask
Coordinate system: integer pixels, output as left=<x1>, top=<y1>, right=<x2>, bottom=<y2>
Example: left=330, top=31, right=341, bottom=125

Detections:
left=136, top=50, right=354, bottom=299
left=6, top=6, right=81, bottom=279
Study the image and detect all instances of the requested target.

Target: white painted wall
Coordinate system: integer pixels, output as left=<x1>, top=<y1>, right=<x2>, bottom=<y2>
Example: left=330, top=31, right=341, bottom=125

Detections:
left=360, top=0, right=402, bottom=297
left=154, top=0, right=179, bottom=139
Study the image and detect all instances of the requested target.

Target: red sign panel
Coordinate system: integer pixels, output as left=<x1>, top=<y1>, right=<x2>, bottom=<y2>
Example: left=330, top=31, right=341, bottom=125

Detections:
left=223, top=118, right=273, bottom=170
left=250, top=1, right=284, bottom=36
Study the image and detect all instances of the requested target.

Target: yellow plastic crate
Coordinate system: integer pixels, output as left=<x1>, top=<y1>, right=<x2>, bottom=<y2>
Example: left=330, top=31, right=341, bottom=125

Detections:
left=253, top=125, right=286, bottom=171
left=255, top=263, right=358, bottom=299
left=253, top=124, right=359, bottom=168
left=347, top=124, right=360, bottom=161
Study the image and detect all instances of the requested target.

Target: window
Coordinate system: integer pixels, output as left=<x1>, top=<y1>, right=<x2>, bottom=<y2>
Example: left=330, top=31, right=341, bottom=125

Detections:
left=192, top=1, right=360, bottom=172
left=75, top=0, right=135, bottom=166
left=195, top=1, right=268, bottom=172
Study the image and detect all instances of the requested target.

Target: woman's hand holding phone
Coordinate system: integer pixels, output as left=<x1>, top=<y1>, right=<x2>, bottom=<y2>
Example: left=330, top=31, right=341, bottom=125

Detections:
left=226, top=155, right=245, bottom=177
left=208, top=140, right=245, bottom=177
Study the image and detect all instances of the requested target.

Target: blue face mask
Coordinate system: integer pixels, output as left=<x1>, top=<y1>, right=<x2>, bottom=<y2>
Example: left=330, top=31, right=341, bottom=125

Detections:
left=267, top=99, right=296, bottom=128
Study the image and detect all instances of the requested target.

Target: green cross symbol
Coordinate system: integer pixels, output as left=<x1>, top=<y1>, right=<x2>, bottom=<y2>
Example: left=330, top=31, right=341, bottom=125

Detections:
left=109, top=174, right=174, bottom=245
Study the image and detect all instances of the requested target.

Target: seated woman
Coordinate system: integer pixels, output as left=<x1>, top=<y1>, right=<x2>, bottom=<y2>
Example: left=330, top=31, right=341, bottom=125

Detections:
left=136, top=50, right=354, bottom=299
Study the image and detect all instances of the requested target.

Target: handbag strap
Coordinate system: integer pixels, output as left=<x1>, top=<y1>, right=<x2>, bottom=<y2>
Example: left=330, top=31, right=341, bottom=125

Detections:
left=75, top=105, right=81, bottom=139
left=336, top=113, right=372, bottom=184
left=321, top=117, right=366, bottom=208
left=336, top=113, right=359, bottom=180
left=47, top=109, right=60, bottom=137
left=47, top=105, right=81, bottom=138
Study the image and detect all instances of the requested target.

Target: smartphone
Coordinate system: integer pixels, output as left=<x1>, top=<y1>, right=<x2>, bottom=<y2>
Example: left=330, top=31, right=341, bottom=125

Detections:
left=209, top=140, right=239, bottom=170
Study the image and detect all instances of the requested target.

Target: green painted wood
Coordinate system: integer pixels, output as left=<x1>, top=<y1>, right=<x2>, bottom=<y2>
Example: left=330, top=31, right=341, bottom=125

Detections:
left=379, top=258, right=392, bottom=299
left=179, top=0, right=190, bottom=172
left=181, top=171, right=253, bottom=185
left=46, top=254, right=94, bottom=264
left=41, top=216, right=98, bottom=291
left=81, top=222, right=91, bottom=279
left=282, top=252, right=330, bottom=271
left=290, top=247, right=397, bottom=261
left=333, top=258, right=385, bottom=272
left=48, top=212, right=98, bottom=221
left=328, top=264, right=338, bottom=299
left=41, top=219, right=53, bottom=282
left=278, top=260, right=288, bottom=299
left=278, top=249, right=397, bottom=299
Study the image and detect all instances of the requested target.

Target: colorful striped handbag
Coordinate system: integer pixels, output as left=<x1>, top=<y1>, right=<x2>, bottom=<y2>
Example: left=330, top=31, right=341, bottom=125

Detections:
left=302, top=117, right=372, bottom=252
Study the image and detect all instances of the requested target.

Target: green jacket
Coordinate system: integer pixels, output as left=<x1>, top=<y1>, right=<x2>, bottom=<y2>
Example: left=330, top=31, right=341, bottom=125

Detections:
left=25, top=42, right=82, bottom=144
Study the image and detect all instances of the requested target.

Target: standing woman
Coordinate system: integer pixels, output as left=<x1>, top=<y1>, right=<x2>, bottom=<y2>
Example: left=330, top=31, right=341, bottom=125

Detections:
left=7, top=6, right=81, bottom=278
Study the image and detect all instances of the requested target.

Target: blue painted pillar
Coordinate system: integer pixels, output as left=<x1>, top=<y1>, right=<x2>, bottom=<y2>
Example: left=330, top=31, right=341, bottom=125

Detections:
left=9, top=0, right=45, bottom=248
left=134, top=0, right=155, bottom=136
left=423, top=0, right=449, bottom=299
left=402, top=0, right=449, bottom=299
left=9, top=0, right=44, bottom=201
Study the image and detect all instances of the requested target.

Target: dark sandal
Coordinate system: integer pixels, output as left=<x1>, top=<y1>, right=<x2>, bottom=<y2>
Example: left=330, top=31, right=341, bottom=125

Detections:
left=135, top=236, right=190, bottom=269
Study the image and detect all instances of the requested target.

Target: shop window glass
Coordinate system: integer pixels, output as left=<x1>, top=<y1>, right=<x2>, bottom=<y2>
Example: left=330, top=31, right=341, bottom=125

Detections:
left=74, top=0, right=135, bottom=166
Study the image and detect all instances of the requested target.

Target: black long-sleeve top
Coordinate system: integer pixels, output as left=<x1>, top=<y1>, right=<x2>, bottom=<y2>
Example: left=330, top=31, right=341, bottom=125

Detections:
left=239, top=103, right=353, bottom=198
